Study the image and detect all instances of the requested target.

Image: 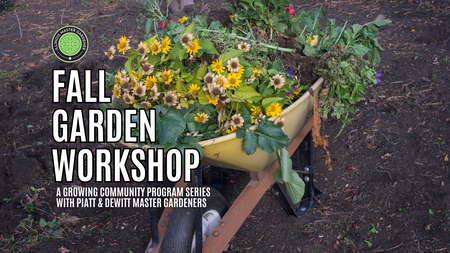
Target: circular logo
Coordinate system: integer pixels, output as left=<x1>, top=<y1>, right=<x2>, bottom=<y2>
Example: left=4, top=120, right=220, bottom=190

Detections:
left=52, top=26, right=88, bottom=63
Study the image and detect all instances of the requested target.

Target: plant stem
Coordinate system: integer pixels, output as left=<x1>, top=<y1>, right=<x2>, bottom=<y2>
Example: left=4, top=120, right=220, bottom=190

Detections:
left=333, top=112, right=349, bottom=140
left=334, top=20, right=347, bottom=45
left=196, top=28, right=295, bottom=52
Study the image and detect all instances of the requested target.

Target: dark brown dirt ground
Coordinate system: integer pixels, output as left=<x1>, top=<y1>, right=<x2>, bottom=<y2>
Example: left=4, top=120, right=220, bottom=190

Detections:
left=0, top=0, right=449, bottom=252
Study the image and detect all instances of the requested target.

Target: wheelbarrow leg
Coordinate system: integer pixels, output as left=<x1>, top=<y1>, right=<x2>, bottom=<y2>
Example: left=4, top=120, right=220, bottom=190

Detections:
left=147, top=181, right=160, bottom=251
left=194, top=163, right=203, bottom=253
left=271, top=130, right=323, bottom=218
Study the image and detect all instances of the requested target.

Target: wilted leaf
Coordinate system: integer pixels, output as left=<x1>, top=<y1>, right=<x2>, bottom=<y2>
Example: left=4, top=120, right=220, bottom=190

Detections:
left=61, top=216, right=81, bottom=225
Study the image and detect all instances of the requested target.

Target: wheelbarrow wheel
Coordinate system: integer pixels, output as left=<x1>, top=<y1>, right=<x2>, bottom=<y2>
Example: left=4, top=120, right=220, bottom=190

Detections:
left=163, top=187, right=228, bottom=253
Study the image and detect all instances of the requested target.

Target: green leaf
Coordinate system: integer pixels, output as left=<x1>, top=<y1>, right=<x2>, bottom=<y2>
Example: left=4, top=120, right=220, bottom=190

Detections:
left=176, top=79, right=188, bottom=95
left=277, top=148, right=292, bottom=183
left=236, top=127, right=246, bottom=139
left=273, top=168, right=283, bottom=184
left=368, top=47, right=381, bottom=65
left=241, top=107, right=252, bottom=128
left=256, top=120, right=290, bottom=153
left=146, top=34, right=158, bottom=46
left=39, top=218, right=47, bottom=227
left=196, top=63, right=207, bottom=79
left=218, top=50, right=244, bottom=64
left=180, top=98, right=189, bottom=108
left=285, top=170, right=305, bottom=204
left=351, top=44, right=370, bottom=56
left=303, top=44, right=318, bottom=56
left=429, top=209, right=434, bottom=215
left=156, top=106, right=186, bottom=144
left=124, top=60, right=132, bottom=75
left=198, top=39, right=218, bottom=55
left=52, top=230, right=61, bottom=237
left=184, top=22, right=196, bottom=34
left=244, top=130, right=258, bottom=155
left=234, top=85, right=261, bottom=100
left=261, top=97, right=283, bottom=108
left=364, top=241, right=373, bottom=248
left=145, top=18, right=152, bottom=34
left=270, top=60, right=284, bottom=72
left=197, top=91, right=209, bottom=105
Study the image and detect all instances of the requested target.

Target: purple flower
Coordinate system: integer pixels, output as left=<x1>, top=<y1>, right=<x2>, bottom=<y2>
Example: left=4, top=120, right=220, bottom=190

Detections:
left=376, top=77, right=381, bottom=83
left=286, top=86, right=294, bottom=97
left=370, top=72, right=381, bottom=85
left=253, top=30, right=256, bottom=37
left=375, top=72, right=381, bottom=78
left=286, top=68, right=294, bottom=80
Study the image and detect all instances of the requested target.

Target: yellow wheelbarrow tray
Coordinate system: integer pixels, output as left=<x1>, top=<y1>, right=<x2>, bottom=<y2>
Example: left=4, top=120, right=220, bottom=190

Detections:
left=116, top=77, right=324, bottom=172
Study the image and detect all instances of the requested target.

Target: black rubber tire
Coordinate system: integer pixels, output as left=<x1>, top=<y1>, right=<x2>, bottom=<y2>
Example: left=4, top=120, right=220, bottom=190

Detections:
left=162, top=187, right=228, bottom=253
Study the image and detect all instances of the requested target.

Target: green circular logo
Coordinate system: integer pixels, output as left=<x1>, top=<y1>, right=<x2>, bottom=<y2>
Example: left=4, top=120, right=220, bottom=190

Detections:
left=52, top=26, right=89, bottom=63
left=58, top=33, right=82, bottom=56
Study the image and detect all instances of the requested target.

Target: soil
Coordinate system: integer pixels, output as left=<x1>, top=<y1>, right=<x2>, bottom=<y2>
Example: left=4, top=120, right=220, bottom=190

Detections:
left=0, top=0, right=450, bottom=253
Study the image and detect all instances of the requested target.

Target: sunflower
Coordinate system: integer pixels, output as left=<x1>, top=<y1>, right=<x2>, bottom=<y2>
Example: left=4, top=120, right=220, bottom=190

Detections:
left=186, top=38, right=201, bottom=55
left=293, top=87, right=301, bottom=95
left=117, top=36, right=130, bottom=55
left=211, top=59, right=225, bottom=75
left=237, top=41, right=250, bottom=52
left=161, top=69, right=173, bottom=84
left=113, top=85, right=121, bottom=97
left=274, top=117, right=286, bottom=129
left=194, top=112, right=209, bottom=123
left=204, top=73, right=215, bottom=87
left=270, top=74, right=285, bottom=90
left=163, top=91, right=178, bottom=106
left=141, top=101, right=152, bottom=108
left=137, top=41, right=149, bottom=56
left=207, top=92, right=218, bottom=105
left=160, top=37, right=171, bottom=54
left=188, top=84, right=200, bottom=94
left=226, top=126, right=236, bottom=134
left=227, top=57, right=240, bottom=73
left=134, top=82, right=147, bottom=97
left=149, top=40, right=161, bottom=55
left=120, top=77, right=131, bottom=90
left=144, top=76, right=157, bottom=90
left=246, top=75, right=256, bottom=83
left=255, top=114, right=266, bottom=125
left=231, top=114, right=244, bottom=128
left=149, top=86, right=160, bottom=100
left=123, top=93, right=135, bottom=104
left=237, top=65, right=245, bottom=76
left=218, top=93, right=230, bottom=104
left=180, top=33, right=194, bottom=48
left=209, top=83, right=223, bottom=97
left=265, top=102, right=282, bottom=117
left=252, top=67, right=263, bottom=78
left=214, top=75, right=228, bottom=88
left=141, top=61, right=154, bottom=76
left=227, top=72, right=242, bottom=88
left=105, top=45, right=116, bottom=60
left=250, top=105, right=262, bottom=116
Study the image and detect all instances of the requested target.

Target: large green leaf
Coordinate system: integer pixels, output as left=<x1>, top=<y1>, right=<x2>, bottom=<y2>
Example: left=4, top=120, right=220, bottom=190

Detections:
left=255, top=120, right=289, bottom=153
left=184, top=22, right=196, bottom=34
left=176, top=78, right=188, bottom=95
left=124, top=60, right=132, bottom=75
left=234, top=85, right=261, bottom=100
left=244, top=130, right=258, bottom=155
left=198, top=39, right=218, bottom=55
left=156, top=107, right=186, bottom=144
left=197, top=91, right=209, bottom=105
left=241, top=107, right=252, bottom=129
left=261, top=97, right=284, bottom=108
left=277, top=148, right=292, bottom=183
left=351, top=44, right=370, bottom=56
left=285, top=171, right=305, bottom=204
left=196, top=63, right=207, bottom=79
left=368, top=47, right=381, bottom=65
left=218, top=50, right=244, bottom=63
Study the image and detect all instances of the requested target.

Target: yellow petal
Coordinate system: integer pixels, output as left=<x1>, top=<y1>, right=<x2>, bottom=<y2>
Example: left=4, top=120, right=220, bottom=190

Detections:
left=308, top=35, right=319, bottom=47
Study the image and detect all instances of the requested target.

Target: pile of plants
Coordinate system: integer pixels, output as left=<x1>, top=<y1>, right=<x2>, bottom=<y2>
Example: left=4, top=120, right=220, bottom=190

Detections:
left=98, top=0, right=390, bottom=203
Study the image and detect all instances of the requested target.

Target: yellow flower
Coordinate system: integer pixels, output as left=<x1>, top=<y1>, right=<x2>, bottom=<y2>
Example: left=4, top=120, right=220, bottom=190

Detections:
left=265, top=102, right=282, bottom=117
left=160, top=37, right=171, bottom=54
left=227, top=72, right=242, bottom=88
left=186, top=38, right=201, bottom=55
left=117, top=36, right=130, bottom=55
left=180, top=33, right=194, bottom=48
left=307, top=35, right=319, bottom=47
left=237, top=41, right=250, bottom=52
left=250, top=105, right=262, bottom=116
left=123, top=93, right=135, bottom=104
left=113, top=85, right=121, bottom=97
left=137, top=41, right=149, bottom=56
left=105, top=45, right=116, bottom=60
left=209, top=83, right=223, bottom=97
left=149, top=86, right=160, bottom=100
left=134, top=83, right=147, bottom=97
left=211, top=59, right=225, bottom=75
left=194, top=112, right=209, bottom=123
left=237, top=65, right=244, bottom=76
left=141, top=101, right=152, bottom=108
left=226, top=126, right=236, bottom=134
left=252, top=67, right=262, bottom=78
left=214, top=75, right=228, bottom=89
left=161, top=69, right=173, bottom=84
left=149, top=40, right=161, bottom=55
left=145, top=76, right=157, bottom=90
left=207, top=93, right=218, bottom=105
left=227, top=57, right=240, bottom=73
left=177, top=16, right=188, bottom=23
left=293, top=87, right=301, bottom=95
left=188, top=84, right=200, bottom=94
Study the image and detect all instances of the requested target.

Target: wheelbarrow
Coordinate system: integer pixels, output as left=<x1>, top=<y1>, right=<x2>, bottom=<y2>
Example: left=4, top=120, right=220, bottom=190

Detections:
left=120, top=77, right=325, bottom=253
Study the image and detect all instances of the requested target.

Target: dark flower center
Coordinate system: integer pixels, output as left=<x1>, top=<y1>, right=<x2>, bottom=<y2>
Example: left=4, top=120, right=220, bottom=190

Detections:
left=122, top=81, right=130, bottom=89
left=136, top=87, right=144, bottom=94
left=212, top=88, right=220, bottom=96
left=234, top=118, right=241, bottom=125
left=143, top=65, right=150, bottom=72
left=277, top=122, right=284, bottom=128
left=274, top=78, right=281, bottom=85
left=138, top=47, right=146, bottom=55
left=151, top=45, right=158, bottom=51
left=219, top=95, right=227, bottom=101
left=216, top=79, right=223, bottom=85
left=257, top=117, right=263, bottom=123
left=205, top=76, right=213, bottom=83
left=162, top=75, right=168, bottom=81
left=181, top=36, right=189, bottom=44
left=241, top=45, right=247, bottom=49
left=231, top=62, right=238, bottom=69
left=164, top=84, right=172, bottom=90
left=165, top=96, right=173, bottom=103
